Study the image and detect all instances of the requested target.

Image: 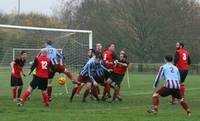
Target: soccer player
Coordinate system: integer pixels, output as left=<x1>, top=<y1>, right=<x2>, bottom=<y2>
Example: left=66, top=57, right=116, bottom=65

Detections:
left=76, top=49, right=96, bottom=95
left=147, top=55, right=191, bottom=116
left=109, top=52, right=129, bottom=101
left=171, top=42, right=191, bottom=104
left=18, top=48, right=55, bottom=107
left=101, top=44, right=118, bottom=100
left=70, top=55, right=101, bottom=102
left=95, top=43, right=102, bottom=57
left=45, top=40, right=76, bottom=101
left=10, top=51, right=27, bottom=102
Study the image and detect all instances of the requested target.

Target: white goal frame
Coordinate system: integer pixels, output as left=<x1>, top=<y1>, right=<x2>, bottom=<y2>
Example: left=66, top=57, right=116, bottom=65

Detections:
left=0, top=24, right=93, bottom=49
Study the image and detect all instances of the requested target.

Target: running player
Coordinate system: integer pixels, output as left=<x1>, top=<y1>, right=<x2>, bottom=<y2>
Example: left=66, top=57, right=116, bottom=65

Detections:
left=147, top=55, right=191, bottom=116
left=171, top=42, right=191, bottom=104
left=10, top=51, right=27, bottom=102
left=18, top=48, right=55, bottom=107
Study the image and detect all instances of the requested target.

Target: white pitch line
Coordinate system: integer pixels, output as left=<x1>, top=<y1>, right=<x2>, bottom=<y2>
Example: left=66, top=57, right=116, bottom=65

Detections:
left=124, top=88, right=200, bottom=96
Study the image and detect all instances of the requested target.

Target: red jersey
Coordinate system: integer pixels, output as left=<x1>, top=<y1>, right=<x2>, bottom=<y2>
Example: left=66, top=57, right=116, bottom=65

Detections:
left=175, top=49, right=189, bottom=70
left=11, top=57, right=26, bottom=78
left=113, top=60, right=129, bottom=76
left=102, top=50, right=117, bottom=69
left=33, top=56, right=51, bottom=78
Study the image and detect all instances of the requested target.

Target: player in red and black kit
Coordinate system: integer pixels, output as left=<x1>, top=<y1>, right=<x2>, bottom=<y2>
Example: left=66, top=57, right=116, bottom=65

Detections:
left=101, top=44, right=118, bottom=100
left=18, top=48, right=55, bottom=107
left=10, top=51, right=27, bottom=102
left=110, top=51, right=129, bottom=102
left=171, top=42, right=191, bottom=104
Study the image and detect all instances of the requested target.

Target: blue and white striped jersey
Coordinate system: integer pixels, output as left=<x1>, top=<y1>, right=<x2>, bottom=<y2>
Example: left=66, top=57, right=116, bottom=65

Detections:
left=80, top=57, right=98, bottom=79
left=153, top=63, right=181, bottom=89
left=95, top=60, right=105, bottom=77
left=46, top=45, right=64, bottom=65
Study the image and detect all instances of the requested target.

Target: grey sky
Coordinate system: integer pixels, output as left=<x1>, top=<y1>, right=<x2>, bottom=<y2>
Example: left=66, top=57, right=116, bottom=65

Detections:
left=0, top=0, right=62, bottom=15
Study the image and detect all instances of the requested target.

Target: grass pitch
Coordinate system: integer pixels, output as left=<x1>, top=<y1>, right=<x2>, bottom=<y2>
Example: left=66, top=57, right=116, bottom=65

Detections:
left=0, top=69, right=199, bottom=121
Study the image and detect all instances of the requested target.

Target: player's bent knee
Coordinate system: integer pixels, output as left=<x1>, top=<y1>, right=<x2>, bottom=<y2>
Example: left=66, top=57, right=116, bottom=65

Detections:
left=27, top=86, right=33, bottom=92
left=153, top=93, right=159, bottom=97
left=179, top=98, right=185, bottom=102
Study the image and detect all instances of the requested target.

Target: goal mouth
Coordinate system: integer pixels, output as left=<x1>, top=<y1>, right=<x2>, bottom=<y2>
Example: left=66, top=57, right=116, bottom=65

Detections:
left=0, top=24, right=93, bottom=69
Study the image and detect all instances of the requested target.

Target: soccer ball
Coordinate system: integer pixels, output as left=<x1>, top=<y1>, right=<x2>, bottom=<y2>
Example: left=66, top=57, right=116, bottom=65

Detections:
left=57, top=77, right=66, bottom=86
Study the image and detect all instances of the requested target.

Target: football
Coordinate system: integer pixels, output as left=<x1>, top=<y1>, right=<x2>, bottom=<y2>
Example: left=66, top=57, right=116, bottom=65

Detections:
left=57, top=77, right=66, bottom=86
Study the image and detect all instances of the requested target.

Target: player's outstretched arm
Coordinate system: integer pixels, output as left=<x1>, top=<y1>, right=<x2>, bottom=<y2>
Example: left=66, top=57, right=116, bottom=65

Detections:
left=152, top=67, right=164, bottom=90
left=174, top=52, right=179, bottom=65
left=29, top=58, right=38, bottom=75
left=188, top=55, right=191, bottom=65
left=10, top=61, right=15, bottom=74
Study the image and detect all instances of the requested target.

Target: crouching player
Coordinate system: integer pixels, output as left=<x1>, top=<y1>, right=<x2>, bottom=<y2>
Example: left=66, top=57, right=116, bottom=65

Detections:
left=147, top=55, right=191, bottom=116
left=10, top=51, right=27, bottom=102
left=108, top=51, right=129, bottom=101
left=70, top=55, right=101, bottom=102
left=18, top=48, right=55, bottom=107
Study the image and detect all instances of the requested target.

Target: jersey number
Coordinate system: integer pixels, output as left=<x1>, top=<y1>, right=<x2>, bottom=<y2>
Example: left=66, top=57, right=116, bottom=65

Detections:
left=182, top=53, right=187, bottom=61
left=41, top=61, right=48, bottom=69
left=170, top=67, right=174, bottom=73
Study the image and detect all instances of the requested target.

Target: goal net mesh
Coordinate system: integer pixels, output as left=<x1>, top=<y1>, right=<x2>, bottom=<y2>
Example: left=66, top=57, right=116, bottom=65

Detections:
left=0, top=24, right=92, bottom=72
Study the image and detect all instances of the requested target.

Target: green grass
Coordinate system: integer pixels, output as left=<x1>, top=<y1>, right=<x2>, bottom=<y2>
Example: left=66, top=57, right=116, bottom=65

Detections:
left=0, top=69, right=200, bottom=121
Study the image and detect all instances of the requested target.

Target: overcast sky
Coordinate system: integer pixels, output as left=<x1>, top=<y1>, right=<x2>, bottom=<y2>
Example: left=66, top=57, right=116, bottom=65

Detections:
left=0, top=0, right=61, bottom=15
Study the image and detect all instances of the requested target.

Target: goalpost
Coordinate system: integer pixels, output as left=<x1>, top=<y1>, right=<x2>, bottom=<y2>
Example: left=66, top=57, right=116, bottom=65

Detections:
left=0, top=24, right=92, bottom=67
left=0, top=24, right=92, bottom=95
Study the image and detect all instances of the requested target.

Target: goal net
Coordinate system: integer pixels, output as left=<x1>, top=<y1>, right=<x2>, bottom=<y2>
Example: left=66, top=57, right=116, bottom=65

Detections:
left=0, top=24, right=92, bottom=95
left=0, top=24, right=92, bottom=70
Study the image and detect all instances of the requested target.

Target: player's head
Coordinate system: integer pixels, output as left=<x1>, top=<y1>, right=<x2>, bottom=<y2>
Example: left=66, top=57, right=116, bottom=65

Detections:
left=96, top=43, right=102, bottom=52
left=120, top=51, right=127, bottom=61
left=95, top=54, right=101, bottom=64
left=20, top=51, right=27, bottom=59
left=108, top=44, right=115, bottom=51
left=40, top=48, right=48, bottom=57
left=45, top=40, right=52, bottom=47
left=120, top=50, right=125, bottom=55
left=176, top=42, right=184, bottom=50
left=164, top=55, right=173, bottom=63
left=88, top=49, right=95, bottom=58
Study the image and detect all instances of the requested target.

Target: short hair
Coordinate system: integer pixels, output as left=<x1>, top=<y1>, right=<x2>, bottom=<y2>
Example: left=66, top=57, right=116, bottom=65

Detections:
left=20, top=51, right=26, bottom=55
left=165, top=55, right=173, bottom=62
left=46, top=40, right=52, bottom=45
left=89, top=49, right=95, bottom=53
left=179, top=42, right=184, bottom=48
left=121, top=52, right=127, bottom=59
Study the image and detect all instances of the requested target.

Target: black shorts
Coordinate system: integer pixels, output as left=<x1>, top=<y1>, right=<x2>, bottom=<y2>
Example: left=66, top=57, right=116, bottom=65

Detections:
left=94, top=76, right=105, bottom=86
left=104, top=70, right=111, bottom=80
left=110, top=73, right=124, bottom=86
left=157, top=87, right=182, bottom=99
left=30, top=76, right=48, bottom=91
left=179, top=70, right=188, bottom=83
left=10, top=76, right=23, bottom=87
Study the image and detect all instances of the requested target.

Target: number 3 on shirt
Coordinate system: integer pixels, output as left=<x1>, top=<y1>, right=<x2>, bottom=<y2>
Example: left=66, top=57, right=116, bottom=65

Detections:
left=41, top=61, right=48, bottom=69
left=182, top=53, right=187, bottom=61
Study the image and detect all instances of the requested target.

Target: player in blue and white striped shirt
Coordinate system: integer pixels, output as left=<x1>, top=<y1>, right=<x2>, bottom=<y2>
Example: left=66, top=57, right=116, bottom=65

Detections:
left=148, top=55, right=191, bottom=116
left=70, top=55, right=101, bottom=102
left=45, top=40, right=76, bottom=101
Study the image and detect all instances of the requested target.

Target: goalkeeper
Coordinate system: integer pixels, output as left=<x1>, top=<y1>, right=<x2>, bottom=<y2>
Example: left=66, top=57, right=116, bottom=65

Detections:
left=45, top=40, right=78, bottom=101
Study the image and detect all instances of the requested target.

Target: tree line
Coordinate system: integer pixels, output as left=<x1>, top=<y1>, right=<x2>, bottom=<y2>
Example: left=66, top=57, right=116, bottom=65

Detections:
left=0, top=0, right=200, bottom=64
